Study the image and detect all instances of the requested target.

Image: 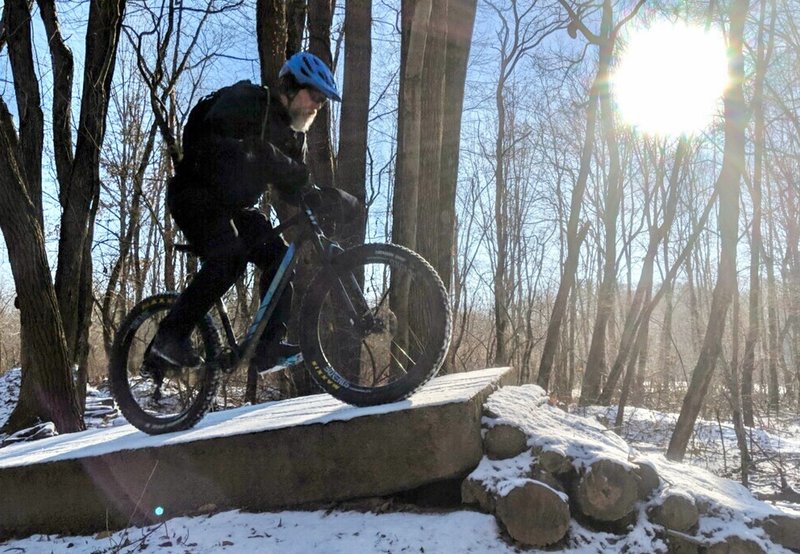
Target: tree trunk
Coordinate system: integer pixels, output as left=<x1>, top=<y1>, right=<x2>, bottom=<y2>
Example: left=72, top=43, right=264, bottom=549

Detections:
left=393, top=0, right=431, bottom=251
left=6, top=0, right=48, bottom=421
left=667, top=0, right=748, bottom=461
left=685, top=254, right=702, bottom=355
left=767, top=248, right=780, bottom=414
left=436, top=0, right=477, bottom=292
left=631, top=304, right=650, bottom=406
left=286, top=0, right=307, bottom=57
left=388, top=0, right=432, bottom=372
left=656, top=253, right=674, bottom=406
left=742, top=0, right=775, bottom=426
left=54, top=0, right=126, bottom=374
left=493, top=62, right=510, bottom=366
left=37, top=0, right=72, bottom=201
left=7, top=0, right=45, bottom=222
left=0, top=101, right=83, bottom=433
left=728, top=294, right=751, bottom=486
left=0, top=1, right=124, bottom=433
left=615, top=287, right=651, bottom=429
left=579, top=5, right=623, bottom=406
left=337, top=0, right=372, bottom=248
left=599, top=139, right=686, bottom=404
left=257, top=0, right=288, bottom=90
left=307, top=0, right=336, bottom=187
left=536, top=76, right=597, bottom=389
left=416, top=0, right=447, bottom=279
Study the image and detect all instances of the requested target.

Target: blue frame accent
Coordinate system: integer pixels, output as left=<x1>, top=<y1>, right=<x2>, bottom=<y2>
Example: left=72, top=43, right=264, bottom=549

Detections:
left=244, top=243, right=296, bottom=343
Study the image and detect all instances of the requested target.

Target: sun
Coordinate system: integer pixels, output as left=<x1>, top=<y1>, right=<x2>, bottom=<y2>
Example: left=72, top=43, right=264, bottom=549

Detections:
left=611, top=21, right=729, bottom=136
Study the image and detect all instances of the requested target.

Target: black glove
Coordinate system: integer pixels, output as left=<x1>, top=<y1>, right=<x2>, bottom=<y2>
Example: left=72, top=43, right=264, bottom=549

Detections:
left=305, top=187, right=360, bottom=213
left=278, top=169, right=311, bottom=206
left=304, top=187, right=363, bottom=235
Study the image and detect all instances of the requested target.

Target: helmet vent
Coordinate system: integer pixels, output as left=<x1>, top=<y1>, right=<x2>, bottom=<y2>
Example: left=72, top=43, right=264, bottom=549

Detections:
left=279, top=51, right=341, bottom=102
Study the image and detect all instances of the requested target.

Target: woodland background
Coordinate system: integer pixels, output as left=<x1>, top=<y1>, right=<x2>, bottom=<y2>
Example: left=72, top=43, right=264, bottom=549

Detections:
left=0, top=0, right=796, bottom=482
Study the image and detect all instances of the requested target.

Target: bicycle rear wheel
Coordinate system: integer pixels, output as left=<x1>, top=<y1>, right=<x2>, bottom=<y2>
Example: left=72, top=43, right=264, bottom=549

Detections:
left=109, top=293, right=222, bottom=434
left=300, top=243, right=451, bottom=406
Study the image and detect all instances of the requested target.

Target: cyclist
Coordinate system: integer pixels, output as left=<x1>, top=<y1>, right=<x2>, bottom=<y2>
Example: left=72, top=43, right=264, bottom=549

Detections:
left=147, top=51, right=347, bottom=372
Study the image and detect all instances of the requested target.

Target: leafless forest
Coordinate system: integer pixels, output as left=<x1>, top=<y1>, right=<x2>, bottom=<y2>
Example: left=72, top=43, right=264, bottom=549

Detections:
left=1, top=0, right=799, bottom=477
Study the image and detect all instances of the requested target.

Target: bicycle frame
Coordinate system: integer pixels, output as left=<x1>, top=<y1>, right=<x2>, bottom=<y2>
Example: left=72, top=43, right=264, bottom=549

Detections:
left=212, top=201, right=344, bottom=375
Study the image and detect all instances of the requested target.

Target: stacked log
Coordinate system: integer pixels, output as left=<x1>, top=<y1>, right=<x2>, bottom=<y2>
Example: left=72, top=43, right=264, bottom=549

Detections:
left=762, top=515, right=800, bottom=552
left=706, top=536, right=766, bottom=553
left=461, top=476, right=496, bottom=514
left=483, top=424, right=528, bottom=460
left=494, top=480, right=570, bottom=547
left=536, top=448, right=572, bottom=475
left=462, top=390, right=797, bottom=552
left=650, top=490, right=699, bottom=533
left=574, top=458, right=640, bottom=522
left=634, top=460, right=660, bottom=499
left=464, top=419, right=669, bottom=548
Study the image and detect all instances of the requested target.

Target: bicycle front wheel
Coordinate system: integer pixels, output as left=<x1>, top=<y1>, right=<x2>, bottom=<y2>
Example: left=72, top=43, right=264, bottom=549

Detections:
left=300, top=243, right=451, bottom=406
left=109, top=293, right=222, bottom=435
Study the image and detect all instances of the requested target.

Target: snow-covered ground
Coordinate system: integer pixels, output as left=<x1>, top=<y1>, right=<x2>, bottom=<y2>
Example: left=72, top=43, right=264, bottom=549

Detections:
left=582, top=404, right=800, bottom=500
left=1, top=367, right=799, bottom=553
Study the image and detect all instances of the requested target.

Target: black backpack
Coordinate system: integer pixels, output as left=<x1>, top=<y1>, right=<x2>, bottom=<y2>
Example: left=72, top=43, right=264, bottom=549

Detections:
left=181, top=81, right=271, bottom=159
left=181, top=89, right=221, bottom=158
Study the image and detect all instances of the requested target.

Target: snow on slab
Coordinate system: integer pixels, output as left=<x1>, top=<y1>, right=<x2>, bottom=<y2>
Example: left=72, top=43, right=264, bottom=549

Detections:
left=484, top=384, right=635, bottom=469
left=0, top=367, right=508, bottom=469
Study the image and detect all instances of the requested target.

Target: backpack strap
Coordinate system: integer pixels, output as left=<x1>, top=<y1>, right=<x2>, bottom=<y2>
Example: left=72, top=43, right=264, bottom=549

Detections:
left=260, top=85, right=271, bottom=142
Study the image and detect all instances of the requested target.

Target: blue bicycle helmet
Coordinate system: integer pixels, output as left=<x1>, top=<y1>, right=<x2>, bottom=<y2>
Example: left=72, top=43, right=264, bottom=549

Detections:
left=280, top=52, right=341, bottom=102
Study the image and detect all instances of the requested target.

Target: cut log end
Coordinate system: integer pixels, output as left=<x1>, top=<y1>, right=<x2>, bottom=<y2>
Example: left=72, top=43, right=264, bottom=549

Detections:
left=762, top=514, right=800, bottom=551
left=706, top=536, right=767, bottom=554
left=634, top=461, right=660, bottom=499
left=483, top=424, right=528, bottom=460
left=651, top=491, right=698, bottom=532
left=461, top=477, right=496, bottom=514
left=576, top=459, right=639, bottom=522
left=537, top=449, right=572, bottom=475
left=495, top=480, right=570, bottom=547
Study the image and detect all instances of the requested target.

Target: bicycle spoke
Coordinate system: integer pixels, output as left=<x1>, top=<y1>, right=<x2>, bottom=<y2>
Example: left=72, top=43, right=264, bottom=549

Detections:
left=303, top=244, right=449, bottom=404
left=120, top=306, right=209, bottom=421
left=406, top=325, right=427, bottom=356
left=387, top=352, right=409, bottom=378
left=372, top=286, right=391, bottom=314
left=389, top=340, right=416, bottom=368
left=362, top=344, right=388, bottom=385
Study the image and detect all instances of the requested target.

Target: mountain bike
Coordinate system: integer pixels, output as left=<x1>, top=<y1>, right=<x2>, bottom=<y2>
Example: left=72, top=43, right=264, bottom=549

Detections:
left=109, top=189, right=452, bottom=435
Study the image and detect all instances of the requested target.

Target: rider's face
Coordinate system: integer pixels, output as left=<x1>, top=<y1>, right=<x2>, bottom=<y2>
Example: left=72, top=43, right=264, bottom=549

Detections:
left=288, top=88, right=325, bottom=132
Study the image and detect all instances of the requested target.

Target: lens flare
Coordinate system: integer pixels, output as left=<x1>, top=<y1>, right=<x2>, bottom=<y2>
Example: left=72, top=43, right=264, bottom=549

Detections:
left=154, top=506, right=165, bottom=517
left=612, top=21, right=729, bottom=136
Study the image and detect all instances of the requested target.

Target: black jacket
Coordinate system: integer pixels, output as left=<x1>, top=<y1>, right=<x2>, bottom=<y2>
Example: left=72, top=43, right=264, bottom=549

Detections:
left=170, top=80, right=308, bottom=212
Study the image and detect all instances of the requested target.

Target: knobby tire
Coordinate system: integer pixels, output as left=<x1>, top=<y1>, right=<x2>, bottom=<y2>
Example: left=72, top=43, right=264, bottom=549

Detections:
left=109, top=293, right=222, bottom=435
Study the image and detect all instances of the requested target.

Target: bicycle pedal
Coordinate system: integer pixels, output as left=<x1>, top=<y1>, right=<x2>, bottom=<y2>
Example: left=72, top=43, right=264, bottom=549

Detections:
left=257, top=353, right=304, bottom=377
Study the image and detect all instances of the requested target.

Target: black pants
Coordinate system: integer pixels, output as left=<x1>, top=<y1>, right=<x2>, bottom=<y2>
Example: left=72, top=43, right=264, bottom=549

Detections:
left=161, top=190, right=292, bottom=362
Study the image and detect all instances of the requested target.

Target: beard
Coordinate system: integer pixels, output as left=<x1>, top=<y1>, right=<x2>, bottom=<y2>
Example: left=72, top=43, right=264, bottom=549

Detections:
left=289, top=108, right=318, bottom=132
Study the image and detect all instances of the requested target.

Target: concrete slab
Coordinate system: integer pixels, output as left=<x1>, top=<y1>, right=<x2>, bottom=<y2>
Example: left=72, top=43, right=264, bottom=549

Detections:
left=0, top=367, right=511, bottom=539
